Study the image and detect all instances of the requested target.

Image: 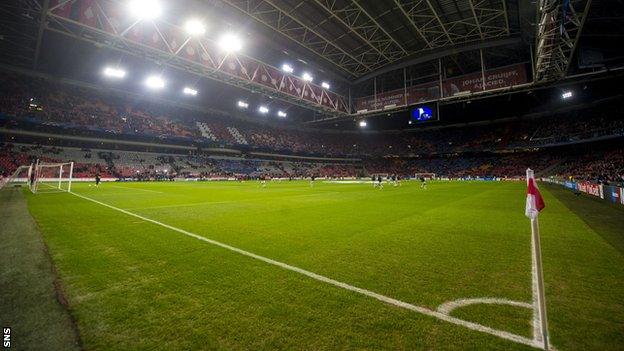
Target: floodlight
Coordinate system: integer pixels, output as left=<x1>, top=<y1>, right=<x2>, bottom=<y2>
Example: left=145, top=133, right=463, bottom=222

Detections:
left=562, top=91, right=572, bottom=99
left=321, top=81, right=330, bottom=89
left=302, top=72, right=313, bottom=82
left=237, top=100, right=249, bottom=108
left=359, top=120, right=367, bottom=127
left=258, top=106, right=269, bottom=114
left=184, top=19, right=206, bottom=36
left=145, top=75, right=165, bottom=89
left=282, top=64, right=294, bottom=73
left=277, top=110, right=287, bottom=118
left=128, top=0, right=162, bottom=20
left=103, top=67, right=126, bottom=78
left=218, top=33, right=242, bottom=52
left=183, top=87, right=198, bottom=96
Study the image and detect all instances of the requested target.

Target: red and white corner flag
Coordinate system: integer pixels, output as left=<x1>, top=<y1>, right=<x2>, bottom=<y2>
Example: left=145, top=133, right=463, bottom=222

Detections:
left=526, top=168, right=545, bottom=220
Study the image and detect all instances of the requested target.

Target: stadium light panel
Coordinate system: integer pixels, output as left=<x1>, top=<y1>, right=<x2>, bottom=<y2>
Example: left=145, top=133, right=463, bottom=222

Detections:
left=183, top=87, right=198, bottom=96
left=103, top=67, right=126, bottom=79
left=281, top=64, right=294, bottom=74
left=184, top=19, right=206, bottom=36
left=562, top=91, right=573, bottom=99
left=218, top=33, right=242, bottom=52
left=321, top=81, right=330, bottom=89
left=237, top=100, right=249, bottom=109
left=258, top=106, right=269, bottom=114
left=277, top=110, right=287, bottom=118
left=128, top=0, right=162, bottom=20
left=145, top=76, right=165, bottom=89
left=359, top=120, right=367, bottom=127
left=302, top=72, right=313, bottom=82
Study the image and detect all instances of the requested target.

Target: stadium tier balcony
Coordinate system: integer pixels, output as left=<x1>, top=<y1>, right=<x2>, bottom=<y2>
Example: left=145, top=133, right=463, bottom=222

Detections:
left=1, top=72, right=623, bottom=161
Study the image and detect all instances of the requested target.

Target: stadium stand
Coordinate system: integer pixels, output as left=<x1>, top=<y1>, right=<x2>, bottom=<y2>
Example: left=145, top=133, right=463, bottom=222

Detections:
left=2, top=72, right=623, bottom=158
left=1, top=71, right=623, bottom=185
left=1, top=140, right=622, bottom=186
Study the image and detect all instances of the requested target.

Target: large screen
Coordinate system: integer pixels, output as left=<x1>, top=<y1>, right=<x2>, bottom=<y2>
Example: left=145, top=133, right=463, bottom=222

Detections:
left=410, top=104, right=436, bottom=123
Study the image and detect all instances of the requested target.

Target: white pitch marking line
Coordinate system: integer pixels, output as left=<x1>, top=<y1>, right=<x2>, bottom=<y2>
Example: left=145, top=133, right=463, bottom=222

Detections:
left=437, top=297, right=532, bottom=315
left=69, top=191, right=545, bottom=350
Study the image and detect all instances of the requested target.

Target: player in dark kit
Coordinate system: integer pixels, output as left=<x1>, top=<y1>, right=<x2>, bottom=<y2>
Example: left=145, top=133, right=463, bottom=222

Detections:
left=95, top=174, right=101, bottom=187
left=420, top=176, right=427, bottom=189
left=29, top=169, right=35, bottom=188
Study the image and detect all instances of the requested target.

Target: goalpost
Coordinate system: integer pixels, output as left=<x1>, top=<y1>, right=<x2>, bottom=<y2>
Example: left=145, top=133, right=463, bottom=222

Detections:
left=32, top=160, right=74, bottom=193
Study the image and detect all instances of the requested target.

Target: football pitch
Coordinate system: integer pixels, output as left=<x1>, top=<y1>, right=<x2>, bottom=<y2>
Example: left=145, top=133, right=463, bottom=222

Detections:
left=11, top=180, right=624, bottom=350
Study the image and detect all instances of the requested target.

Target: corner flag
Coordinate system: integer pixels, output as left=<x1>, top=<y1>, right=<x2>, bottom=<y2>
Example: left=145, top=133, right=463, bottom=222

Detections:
left=526, top=168, right=549, bottom=350
left=525, top=169, right=545, bottom=219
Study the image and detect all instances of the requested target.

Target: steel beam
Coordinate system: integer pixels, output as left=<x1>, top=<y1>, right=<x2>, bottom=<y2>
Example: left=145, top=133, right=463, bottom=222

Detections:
left=534, top=0, right=592, bottom=81
left=351, top=0, right=408, bottom=53
left=424, top=0, right=454, bottom=45
left=353, top=36, right=521, bottom=84
left=0, top=0, right=41, bottom=68
left=43, top=0, right=350, bottom=116
left=393, top=0, right=436, bottom=49
left=468, top=0, right=484, bottom=40
left=394, top=0, right=508, bottom=51
left=33, top=0, right=49, bottom=69
left=308, top=0, right=411, bottom=74
left=220, top=0, right=372, bottom=77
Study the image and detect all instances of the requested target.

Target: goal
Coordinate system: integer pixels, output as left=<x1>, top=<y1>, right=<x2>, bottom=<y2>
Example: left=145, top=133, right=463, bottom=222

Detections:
left=32, top=160, right=74, bottom=193
left=1, top=165, right=34, bottom=191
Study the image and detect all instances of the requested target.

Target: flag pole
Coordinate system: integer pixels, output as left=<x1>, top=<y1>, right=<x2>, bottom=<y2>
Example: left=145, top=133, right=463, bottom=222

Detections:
left=527, top=168, right=549, bottom=349
left=531, top=216, right=549, bottom=349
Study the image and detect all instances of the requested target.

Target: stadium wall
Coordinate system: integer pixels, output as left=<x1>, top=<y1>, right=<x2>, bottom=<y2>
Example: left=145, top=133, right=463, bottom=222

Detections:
left=546, top=179, right=624, bottom=206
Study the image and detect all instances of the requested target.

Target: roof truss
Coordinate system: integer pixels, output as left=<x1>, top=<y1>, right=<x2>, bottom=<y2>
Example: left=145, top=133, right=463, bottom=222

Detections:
left=534, top=0, right=592, bottom=82
left=392, top=0, right=509, bottom=50
left=222, top=0, right=512, bottom=78
left=220, top=0, right=372, bottom=77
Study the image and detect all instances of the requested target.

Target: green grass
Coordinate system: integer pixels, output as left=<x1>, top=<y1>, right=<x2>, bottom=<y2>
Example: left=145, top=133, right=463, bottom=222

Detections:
left=13, top=180, right=624, bottom=350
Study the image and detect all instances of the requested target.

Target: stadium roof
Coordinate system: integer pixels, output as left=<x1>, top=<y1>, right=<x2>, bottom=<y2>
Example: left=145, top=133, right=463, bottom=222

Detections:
left=0, top=0, right=621, bottom=124
left=0, top=1, right=523, bottom=80
left=218, top=0, right=518, bottom=79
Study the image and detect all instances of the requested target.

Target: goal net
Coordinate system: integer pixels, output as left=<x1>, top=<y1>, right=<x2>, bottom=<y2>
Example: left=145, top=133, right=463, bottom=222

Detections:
left=33, top=161, right=74, bottom=193
left=1, top=165, right=34, bottom=191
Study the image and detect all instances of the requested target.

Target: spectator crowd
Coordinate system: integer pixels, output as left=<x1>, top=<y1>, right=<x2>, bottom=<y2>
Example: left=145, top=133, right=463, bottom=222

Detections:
left=1, top=71, right=623, bottom=185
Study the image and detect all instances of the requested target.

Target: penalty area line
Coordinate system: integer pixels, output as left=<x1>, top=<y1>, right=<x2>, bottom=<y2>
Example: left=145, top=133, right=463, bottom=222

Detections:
left=69, top=191, right=544, bottom=350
